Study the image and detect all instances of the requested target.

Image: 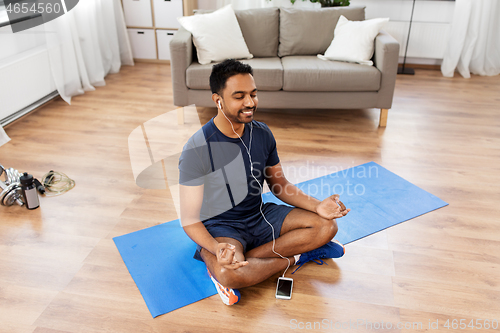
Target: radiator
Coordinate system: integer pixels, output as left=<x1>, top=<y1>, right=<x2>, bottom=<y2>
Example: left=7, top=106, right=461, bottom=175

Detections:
left=0, top=45, right=56, bottom=123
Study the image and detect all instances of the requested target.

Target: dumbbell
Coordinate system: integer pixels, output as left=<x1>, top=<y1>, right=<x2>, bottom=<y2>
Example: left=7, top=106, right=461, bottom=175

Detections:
left=0, top=179, right=24, bottom=206
left=0, top=165, right=24, bottom=206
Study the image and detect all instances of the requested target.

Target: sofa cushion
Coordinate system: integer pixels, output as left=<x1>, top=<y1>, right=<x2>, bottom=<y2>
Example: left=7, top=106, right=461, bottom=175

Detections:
left=318, top=15, right=389, bottom=66
left=278, top=6, right=365, bottom=57
left=186, top=57, right=283, bottom=91
left=235, top=8, right=279, bottom=58
left=281, top=56, right=381, bottom=92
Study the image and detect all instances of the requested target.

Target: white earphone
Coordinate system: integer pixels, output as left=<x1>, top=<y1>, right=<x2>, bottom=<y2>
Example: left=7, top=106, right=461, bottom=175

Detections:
left=217, top=98, right=291, bottom=276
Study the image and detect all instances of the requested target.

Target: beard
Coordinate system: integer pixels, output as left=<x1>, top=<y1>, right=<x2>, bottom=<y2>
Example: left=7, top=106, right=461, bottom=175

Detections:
left=233, top=107, right=255, bottom=123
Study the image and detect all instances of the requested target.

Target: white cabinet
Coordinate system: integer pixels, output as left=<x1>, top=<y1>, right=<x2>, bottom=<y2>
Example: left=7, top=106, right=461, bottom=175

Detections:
left=128, top=29, right=157, bottom=59
left=122, top=0, right=195, bottom=61
left=153, top=0, right=184, bottom=29
left=122, top=0, right=153, bottom=27
left=156, top=30, right=177, bottom=60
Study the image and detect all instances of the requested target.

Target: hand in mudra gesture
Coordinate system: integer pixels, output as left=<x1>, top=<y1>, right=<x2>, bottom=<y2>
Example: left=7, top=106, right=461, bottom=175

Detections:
left=316, top=194, right=350, bottom=220
left=216, top=243, right=248, bottom=270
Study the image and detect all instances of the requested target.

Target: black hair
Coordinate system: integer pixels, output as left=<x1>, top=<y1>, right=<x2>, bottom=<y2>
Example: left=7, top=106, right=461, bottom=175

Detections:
left=209, top=59, right=253, bottom=95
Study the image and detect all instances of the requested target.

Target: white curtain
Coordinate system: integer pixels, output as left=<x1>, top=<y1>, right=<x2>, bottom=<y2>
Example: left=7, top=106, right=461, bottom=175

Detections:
left=0, top=0, right=133, bottom=147
left=441, top=0, right=500, bottom=78
left=0, top=127, right=10, bottom=146
left=43, top=0, right=134, bottom=103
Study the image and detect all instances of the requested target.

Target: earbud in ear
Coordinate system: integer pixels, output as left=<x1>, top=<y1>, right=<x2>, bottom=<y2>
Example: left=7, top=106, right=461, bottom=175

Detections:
left=218, top=100, right=221, bottom=109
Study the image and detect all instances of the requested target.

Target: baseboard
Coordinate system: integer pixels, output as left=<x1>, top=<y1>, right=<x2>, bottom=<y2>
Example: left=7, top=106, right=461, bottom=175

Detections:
left=2, top=91, right=60, bottom=128
left=398, top=63, right=441, bottom=71
left=134, top=59, right=171, bottom=64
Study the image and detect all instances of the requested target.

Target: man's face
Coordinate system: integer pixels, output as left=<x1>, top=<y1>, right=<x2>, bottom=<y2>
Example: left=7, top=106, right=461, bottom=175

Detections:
left=219, top=73, right=258, bottom=124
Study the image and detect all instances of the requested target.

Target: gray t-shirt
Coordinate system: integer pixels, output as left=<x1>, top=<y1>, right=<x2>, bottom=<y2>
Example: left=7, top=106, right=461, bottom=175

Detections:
left=178, top=118, right=279, bottom=222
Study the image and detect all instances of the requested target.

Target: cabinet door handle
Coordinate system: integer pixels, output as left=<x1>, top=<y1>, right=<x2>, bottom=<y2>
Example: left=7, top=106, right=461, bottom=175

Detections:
left=138, top=31, right=144, bottom=34
left=167, top=33, right=174, bottom=35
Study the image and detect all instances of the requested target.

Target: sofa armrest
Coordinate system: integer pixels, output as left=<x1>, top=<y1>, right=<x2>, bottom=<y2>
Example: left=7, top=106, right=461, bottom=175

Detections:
left=170, top=26, right=194, bottom=107
left=373, top=30, right=400, bottom=109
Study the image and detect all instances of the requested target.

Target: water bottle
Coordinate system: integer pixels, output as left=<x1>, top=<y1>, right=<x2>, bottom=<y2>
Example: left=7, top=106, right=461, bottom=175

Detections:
left=20, top=172, right=40, bottom=209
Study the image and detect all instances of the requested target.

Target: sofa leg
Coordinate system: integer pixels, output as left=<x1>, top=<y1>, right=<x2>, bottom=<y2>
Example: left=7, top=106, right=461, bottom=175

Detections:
left=177, top=107, right=184, bottom=125
left=379, top=108, right=388, bottom=127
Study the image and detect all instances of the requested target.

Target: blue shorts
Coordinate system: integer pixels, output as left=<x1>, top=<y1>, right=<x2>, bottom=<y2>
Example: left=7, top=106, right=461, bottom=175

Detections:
left=194, top=202, right=295, bottom=261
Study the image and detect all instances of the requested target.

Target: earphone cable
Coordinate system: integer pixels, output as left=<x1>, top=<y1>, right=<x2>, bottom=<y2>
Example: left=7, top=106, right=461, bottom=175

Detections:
left=41, top=171, right=75, bottom=196
left=220, top=110, right=291, bottom=277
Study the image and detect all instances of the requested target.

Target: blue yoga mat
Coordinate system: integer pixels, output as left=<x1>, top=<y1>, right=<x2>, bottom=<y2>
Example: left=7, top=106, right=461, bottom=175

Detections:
left=113, top=162, right=448, bottom=317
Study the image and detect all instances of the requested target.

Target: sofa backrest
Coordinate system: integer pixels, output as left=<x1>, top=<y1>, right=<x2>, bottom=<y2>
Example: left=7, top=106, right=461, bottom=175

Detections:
left=191, top=6, right=365, bottom=60
left=235, top=8, right=280, bottom=58
left=278, top=6, right=365, bottom=57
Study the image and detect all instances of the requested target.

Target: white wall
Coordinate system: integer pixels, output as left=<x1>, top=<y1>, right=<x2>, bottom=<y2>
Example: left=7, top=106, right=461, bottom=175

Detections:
left=197, top=0, right=217, bottom=9
left=347, top=0, right=455, bottom=64
left=197, top=0, right=320, bottom=10
left=197, top=0, right=455, bottom=65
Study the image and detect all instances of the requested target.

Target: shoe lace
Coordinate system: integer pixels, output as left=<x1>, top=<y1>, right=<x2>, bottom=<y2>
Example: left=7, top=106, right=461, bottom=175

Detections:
left=291, top=258, right=328, bottom=274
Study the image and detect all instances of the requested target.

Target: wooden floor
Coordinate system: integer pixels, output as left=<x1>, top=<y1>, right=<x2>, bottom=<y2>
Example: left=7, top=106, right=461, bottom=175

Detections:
left=1, top=63, right=499, bottom=333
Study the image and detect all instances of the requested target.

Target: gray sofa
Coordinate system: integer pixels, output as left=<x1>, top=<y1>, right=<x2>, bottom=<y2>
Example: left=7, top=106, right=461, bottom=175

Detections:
left=170, top=6, right=399, bottom=127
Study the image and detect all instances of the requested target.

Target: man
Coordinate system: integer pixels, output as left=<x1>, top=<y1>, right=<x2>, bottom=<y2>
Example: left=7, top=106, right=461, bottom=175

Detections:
left=179, top=59, right=350, bottom=305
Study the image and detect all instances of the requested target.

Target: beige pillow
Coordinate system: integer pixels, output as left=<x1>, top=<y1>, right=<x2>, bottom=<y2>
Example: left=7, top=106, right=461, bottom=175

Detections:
left=235, top=8, right=279, bottom=58
left=278, top=6, right=365, bottom=57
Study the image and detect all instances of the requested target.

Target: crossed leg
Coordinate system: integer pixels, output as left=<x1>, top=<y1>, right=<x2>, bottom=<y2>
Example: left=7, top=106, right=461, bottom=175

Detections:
left=200, top=207, right=338, bottom=290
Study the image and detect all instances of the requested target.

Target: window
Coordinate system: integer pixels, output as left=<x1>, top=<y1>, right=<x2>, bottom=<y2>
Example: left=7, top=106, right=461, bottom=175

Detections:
left=0, top=0, right=10, bottom=28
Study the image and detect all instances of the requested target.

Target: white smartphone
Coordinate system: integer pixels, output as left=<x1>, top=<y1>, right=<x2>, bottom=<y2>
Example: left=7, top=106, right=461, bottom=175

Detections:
left=275, top=277, right=293, bottom=299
